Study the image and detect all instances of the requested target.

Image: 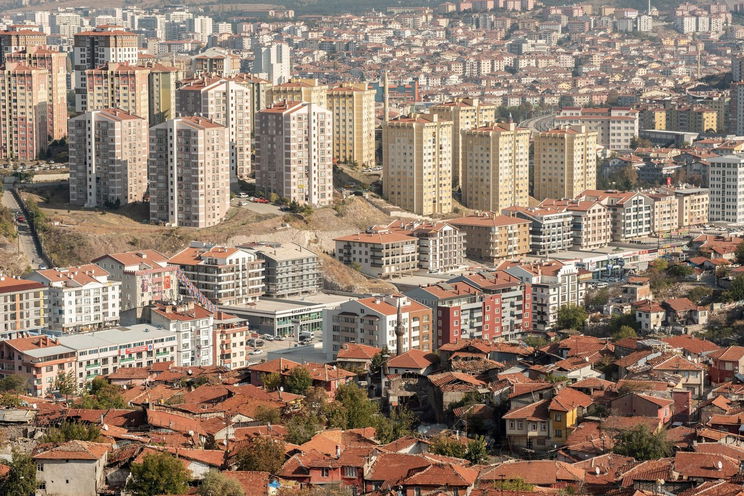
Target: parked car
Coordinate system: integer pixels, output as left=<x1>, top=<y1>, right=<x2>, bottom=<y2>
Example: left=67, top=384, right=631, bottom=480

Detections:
left=254, top=197, right=270, bottom=204
left=261, top=334, right=274, bottom=341
left=16, top=215, right=26, bottom=223
left=249, top=349, right=263, bottom=355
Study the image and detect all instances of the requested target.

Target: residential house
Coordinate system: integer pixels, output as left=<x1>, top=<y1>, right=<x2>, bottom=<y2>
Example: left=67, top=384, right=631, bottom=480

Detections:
left=709, top=346, right=744, bottom=383
left=609, top=392, right=674, bottom=423
left=34, top=441, right=110, bottom=496
left=386, top=349, right=437, bottom=375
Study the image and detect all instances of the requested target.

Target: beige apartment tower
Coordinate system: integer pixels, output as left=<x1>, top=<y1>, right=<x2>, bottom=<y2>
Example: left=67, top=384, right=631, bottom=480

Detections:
left=0, top=27, right=47, bottom=63
left=149, top=117, right=231, bottom=228
left=68, top=109, right=149, bottom=208
left=383, top=114, right=453, bottom=216
left=327, top=83, right=376, bottom=167
left=0, top=63, right=49, bottom=161
left=255, top=101, right=334, bottom=207
left=268, top=79, right=328, bottom=107
left=430, top=97, right=497, bottom=186
left=146, top=63, right=179, bottom=125
left=84, top=63, right=150, bottom=121
left=177, top=77, right=252, bottom=181
left=73, top=27, right=140, bottom=112
left=534, top=125, right=598, bottom=201
left=6, top=48, right=68, bottom=140
left=461, top=122, right=531, bottom=213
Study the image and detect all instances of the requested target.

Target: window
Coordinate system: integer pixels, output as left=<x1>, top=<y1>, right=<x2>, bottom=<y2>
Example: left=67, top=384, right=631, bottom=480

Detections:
left=554, top=413, right=562, bottom=422
left=555, top=429, right=562, bottom=438
left=343, top=466, right=357, bottom=478
left=321, top=468, right=330, bottom=477
left=509, top=420, right=515, bottom=429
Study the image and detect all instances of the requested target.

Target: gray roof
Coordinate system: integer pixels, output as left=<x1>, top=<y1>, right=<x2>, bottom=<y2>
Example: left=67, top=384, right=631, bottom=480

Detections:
left=58, top=324, right=173, bottom=351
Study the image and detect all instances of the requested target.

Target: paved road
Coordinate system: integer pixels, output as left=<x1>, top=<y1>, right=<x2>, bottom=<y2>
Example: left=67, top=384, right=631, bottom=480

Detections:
left=1, top=181, right=46, bottom=270
left=231, top=198, right=283, bottom=216
left=520, top=113, right=555, bottom=132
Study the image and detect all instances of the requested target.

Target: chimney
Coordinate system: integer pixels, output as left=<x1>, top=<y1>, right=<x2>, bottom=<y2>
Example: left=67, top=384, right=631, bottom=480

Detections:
left=336, top=445, right=341, bottom=458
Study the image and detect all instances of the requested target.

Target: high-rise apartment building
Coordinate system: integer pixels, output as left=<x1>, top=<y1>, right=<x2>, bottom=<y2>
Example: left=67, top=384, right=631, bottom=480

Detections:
left=234, top=74, right=272, bottom=132
left=555, top=107, right=638, bottom=150
left=149, top=116, right=231, bottom=228
left=5, top=48, right=68, bottom=140
left=146, top=63, right=178, bottom=124
left=382, top=114, right=453, bottom=216
left=0, top=277, right=47, bottom=336
left=533, top=126, right=598, bottom=200
left=430, top=98, right=497, bottom=186
left=0, top=27, right=46, bottom=63
left=327, top=83, right=376, bottom=167
left=708, top=155, right=744, bottom=224
left=252, top=42, right=291, bottom=84
left=461, top=122, right=530, bottom=212
left=255, top=101, right=333, bottom=207
left=68, top=109, right=149, bottom=208
left=0, top=63, right=49, bottom=161
left=177, top=77, right=252, bottom=181
left=729, top=83, right=744, bottom=136
left=73, top=27, right=140, bottom=112
left=269, top=79, right=328, bottom=107
left=83, top=63, right=150, bottom=120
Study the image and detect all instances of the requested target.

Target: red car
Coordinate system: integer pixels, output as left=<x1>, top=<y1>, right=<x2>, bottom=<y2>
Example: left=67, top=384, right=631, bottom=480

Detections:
left=254, top=197, right=270, bottom=204
left=16, top=215, right=26, bottom=223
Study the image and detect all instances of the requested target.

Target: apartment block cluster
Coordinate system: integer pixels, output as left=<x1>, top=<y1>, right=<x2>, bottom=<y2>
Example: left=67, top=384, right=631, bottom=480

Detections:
left=0, top=241, right=321, bottom=396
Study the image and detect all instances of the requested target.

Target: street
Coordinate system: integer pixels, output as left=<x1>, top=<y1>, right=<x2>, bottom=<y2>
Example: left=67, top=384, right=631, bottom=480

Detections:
left=2, top=180, right=46, bottom=270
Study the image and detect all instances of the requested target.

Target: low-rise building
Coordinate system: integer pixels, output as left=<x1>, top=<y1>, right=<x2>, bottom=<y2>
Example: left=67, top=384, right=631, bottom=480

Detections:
left=0, top=276, right=48, bottom=336
left=242, top=242, right=320, bottom=297
left=648, top=191, right=679, bottom=234
left=212, top=311, right=252, bottom=369
left=372, top=220, right=465, bottom=273
left=407, top=271, right=532, bottom=346
left=447, top=214, right=531, bottom=263
left=503, top=205, right=573, bottom=256
left=26, top=265, right=121, bottom=333
left=34, top=441, right=110, bottom=496
left=93, top=250, right=179, bottom=324
left=324, top=294, right=433, bottom=358
left=577, top=190, right=653, bottom=241
left=500, top=261, right=586, bottom=331
left=149, top=301, right=214, bottom=367
left=0, top=335, right=76, bottom=396
left=539, top=199, right=612, bottom=249
left=222, top=298, right=326, bottom=338
left=169, top=242, right=265, bottom=306
left=334, top=231, right=419, bottom=279
left=709, top=346, right=744, bottom=384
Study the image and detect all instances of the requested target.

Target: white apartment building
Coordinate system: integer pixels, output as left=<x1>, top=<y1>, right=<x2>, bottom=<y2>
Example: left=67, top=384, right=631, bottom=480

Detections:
left=578, top=190, right=653, bottom=241
left=73, top=27, right=139, bottom=111
left=176, top=77, right=252, bottom=181
left=26, top=265, right=121, bottom=333
left=334, top=231, right=419, bottom=279
left=555, top=107, right=639, bottom=150
left=252, top=42, right=291, bottom=84
left=501, top=261, right=586, bottom=331
left=54, top=325, right=178, bottom=387
left=68, top=108, right=149, bottom=208
left=93, top=250, right=179, bottom=324
left=170, top=242, right=265, bottom=306
left=709, top=154, right=744, bottom=224
left=323, top=294, right=433, bottom=359
left=150, top=302, right=214, bottom=367
left=503, top=205, right=574, bottom=256
left=148, top=116, right=231, bottom=228
left=255, top=101, right=333, bottom=207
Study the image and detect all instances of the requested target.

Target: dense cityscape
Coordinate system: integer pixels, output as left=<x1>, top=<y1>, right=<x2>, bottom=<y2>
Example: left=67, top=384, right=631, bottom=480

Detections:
left=2, top=0, right=744, bottom=495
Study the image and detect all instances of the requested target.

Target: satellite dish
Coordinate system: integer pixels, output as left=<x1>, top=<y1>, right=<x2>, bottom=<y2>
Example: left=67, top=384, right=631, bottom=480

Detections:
left=595, top=467, right=600, bottom=475
left=187, top=369, right=193, bottom=375
left=279, top=386, right=284, bottom=392
left=716, top=461, right=723, bottom=470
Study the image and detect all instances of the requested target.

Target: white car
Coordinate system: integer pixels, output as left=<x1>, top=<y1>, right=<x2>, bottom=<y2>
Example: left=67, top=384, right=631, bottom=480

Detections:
left=249, top=349, right=263, bottom=355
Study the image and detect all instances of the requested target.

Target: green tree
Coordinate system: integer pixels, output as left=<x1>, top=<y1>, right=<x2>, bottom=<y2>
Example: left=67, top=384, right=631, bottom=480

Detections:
left=370, top=348, right=389, bottom=376
left=373, top=406, right=415, bottom=444
left=613, top=425, right=672, bottom=460
left=523, top=335, right=548, bottom=348
left=585, top=287, right=610, bottom=312
left=332, top=382, right=379, bottom=429
left=254, top=405, right=281, bottom=424
left=74, top=377, right=126, bottom=409
left=556, top=304, right=588, bottom=330
left=464, top=435, right=488, bottom=464
left=726, top=275, right=744, bottom=302
left=285, top=413, right=322, bottom=445
left=493, top=478, right=534, bottom=491
left=236, top=436, right=285, bottom=473
left=285, top=367, right=312, bottom=395
left=126, top=452, right=191, bottom=496
left=198, top=470, right=244, bottom=496
left=612, top=325, right=638, bottom=341
left=0, top=394, right=22, bottom=408
left=687, top=286, right=712, bottom=305
left=43, top=421, right=101, bottom=443
left=736, top=241, right=744, bottom=265
left=0, top=375, right=25, bottom=393
left=262, top=372, right=282, bottom=392
left=53, top=371, right=77, bottom=398
left=431, top=435, right=467, bottom=459
left=0, top=450, right=36, bottom=496
left=667, top=263, right=693, bottom=279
